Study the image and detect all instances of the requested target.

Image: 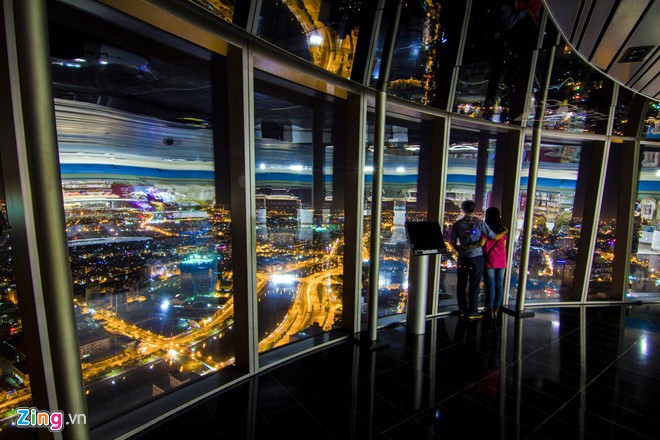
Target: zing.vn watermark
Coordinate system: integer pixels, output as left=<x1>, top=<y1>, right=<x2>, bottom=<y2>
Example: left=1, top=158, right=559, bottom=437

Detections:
left=14, top=407, right=86, bottom=432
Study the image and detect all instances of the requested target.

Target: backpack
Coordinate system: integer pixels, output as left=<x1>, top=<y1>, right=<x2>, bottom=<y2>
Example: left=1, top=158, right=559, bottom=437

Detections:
left=457, top=216, right=481, bottom=246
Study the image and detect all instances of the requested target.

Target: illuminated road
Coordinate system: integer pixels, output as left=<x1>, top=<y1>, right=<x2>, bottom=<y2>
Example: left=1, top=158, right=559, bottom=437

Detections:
left=80, top=255, right=329, bottom=383
left=259, top=264, right=342, bottom=351
left=0, top=246, right=344, bottom=415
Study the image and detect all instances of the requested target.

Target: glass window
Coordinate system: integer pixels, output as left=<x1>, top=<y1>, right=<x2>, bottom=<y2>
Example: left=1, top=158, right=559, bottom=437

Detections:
left=629, top=146, right=660, bottom=300
left=510, top=140, right=584, bottom=304
left=187, top=0, right=235, bottom=22
left=0, top=169, right=33, bottom=430
left=362, top=116, right=424, bottom=319
left=642, top=101, right=660, bottom=140
left=372, top=0, right=450, bottom=106
left=588, top=143, right=622, bottom=300
left=254, top=80, right=344, bottom=357
left=454, top=0, right=541, bottom=123
left=440, top=128, right=497, bottom=311
left=257, top=0, right=365, bottom=78
left=534, top=41, right=610, bottom=134
left=613, top=87, right=635, bottom=137
left=50, top=20, right=233, bottom=427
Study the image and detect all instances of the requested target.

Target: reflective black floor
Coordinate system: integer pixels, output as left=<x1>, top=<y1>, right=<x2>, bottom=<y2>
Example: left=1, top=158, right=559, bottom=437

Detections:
left=133, top=305, right=660, bottom=439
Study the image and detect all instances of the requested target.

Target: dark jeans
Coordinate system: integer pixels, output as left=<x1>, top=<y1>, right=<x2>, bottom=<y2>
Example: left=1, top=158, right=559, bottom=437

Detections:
left=484, top=268, right=505, bottom=310
left=457, top=255, right=484, bottom=313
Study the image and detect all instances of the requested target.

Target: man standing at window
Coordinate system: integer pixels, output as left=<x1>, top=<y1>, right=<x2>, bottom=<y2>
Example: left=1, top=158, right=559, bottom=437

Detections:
left=450, top=200, right=506, bottom=320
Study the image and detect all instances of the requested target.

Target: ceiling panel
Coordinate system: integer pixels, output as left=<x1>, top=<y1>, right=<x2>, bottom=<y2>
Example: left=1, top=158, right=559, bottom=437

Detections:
left=545, top=0, right=659, bottom=99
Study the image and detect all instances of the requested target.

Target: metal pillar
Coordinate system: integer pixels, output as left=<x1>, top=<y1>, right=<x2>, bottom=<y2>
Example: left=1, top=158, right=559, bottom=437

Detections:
left=474, top=131, right=490, bottom=214
left=342, top=93, right=366, bottom=334
left=312, top=101, right=326, bottom=212
left=227, top=45, right=259, bottom=373
left=2, top=0, right=89, bottom=438
left=446, top=0, right=472, bottom=112
left=366, top=0, right=403, bottom=345
left=514, top=32, right=561, bottom=316
left=500, top=132, right=524, bottom=309
left=426, top=117, right=450, bottom=315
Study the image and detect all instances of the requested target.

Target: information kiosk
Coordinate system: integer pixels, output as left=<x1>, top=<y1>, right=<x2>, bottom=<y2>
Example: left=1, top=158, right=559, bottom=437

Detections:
left=405, top=221, right=446, bottom=335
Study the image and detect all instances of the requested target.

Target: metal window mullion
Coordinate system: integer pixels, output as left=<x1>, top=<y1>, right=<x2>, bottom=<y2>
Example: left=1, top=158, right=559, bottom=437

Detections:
left=501, top=131, right=525, bottom=308
left=8, top=1, right=89, bottom=438
left=515, top=31, right=561, bottom=312
left=474, top=131, right=490, bottom=213
left=446, top=0, right=472, bottom=112
left=426, top=116, right=449, bottom=315
left=520, top=11, right=549, bottom=126
left=367, top=0, right=403, bottom=343
left=0, top=0, right=60, bottom=419
left=227, top=44, right=258, bottom=373
left=233, top=0, right=263, bottom=34
left=349, top=0, right=386, bottom=85
left=341, top=92, right=367, bottom=334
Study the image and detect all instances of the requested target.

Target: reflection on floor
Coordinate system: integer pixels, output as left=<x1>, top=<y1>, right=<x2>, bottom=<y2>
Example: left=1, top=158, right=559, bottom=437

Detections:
left=133, top=305, right=660, bottom=439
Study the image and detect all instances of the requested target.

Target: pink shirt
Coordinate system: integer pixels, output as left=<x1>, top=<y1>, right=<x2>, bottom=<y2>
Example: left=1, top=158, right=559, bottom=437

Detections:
left=482, top=234, right=507, bottom=269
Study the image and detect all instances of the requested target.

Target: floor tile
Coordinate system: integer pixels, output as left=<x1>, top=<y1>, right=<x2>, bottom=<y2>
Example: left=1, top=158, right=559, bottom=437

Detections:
left=128, top=306, right=660, bottom=440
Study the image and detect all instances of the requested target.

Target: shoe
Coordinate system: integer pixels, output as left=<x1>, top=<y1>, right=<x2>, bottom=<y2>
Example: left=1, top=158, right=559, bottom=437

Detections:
left=466, top=312, right=482, bottom=320
left=458, top=310, right=467, bottom=318
left=493, top=308, right=499, bottom=318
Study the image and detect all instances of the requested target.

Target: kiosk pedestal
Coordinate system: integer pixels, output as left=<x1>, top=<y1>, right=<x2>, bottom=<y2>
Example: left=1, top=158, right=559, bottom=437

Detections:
left=407, top=254, right=429, bottom=335
left=405, top=221, right=446, bottom=336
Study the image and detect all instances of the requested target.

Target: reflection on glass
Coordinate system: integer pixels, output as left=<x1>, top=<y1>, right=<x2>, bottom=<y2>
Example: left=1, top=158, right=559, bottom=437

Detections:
left=588, top=144, right=622, bottom=300
left=0, top=174, right=33, bottom=429
left=257, top=0, right=364, bottom=78
left=188, top=0, right=235, bottom=22
left=254, top=89, right=344, bottom=354
left=613, top=87, right=635, bottom=136
left=374, top=0, right=449, bottom=105
left=531, top=42, right=609, bottom=134
left=362, top=118, right=423, bottom=318
left=642, top=101, right=660, bottom=139
left=454, top=0, right=540, bottom=123
left=440, top=129, right=495, bottom=310
left=629, top=147, right=660, bottom=300
left=510, top=141, right=583, bottom=303
left=51, top=23, right=233, bottom=427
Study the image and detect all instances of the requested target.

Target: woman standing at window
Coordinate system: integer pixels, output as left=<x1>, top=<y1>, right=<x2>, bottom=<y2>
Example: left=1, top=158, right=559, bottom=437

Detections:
left=482, top=207, right=508, bottom=318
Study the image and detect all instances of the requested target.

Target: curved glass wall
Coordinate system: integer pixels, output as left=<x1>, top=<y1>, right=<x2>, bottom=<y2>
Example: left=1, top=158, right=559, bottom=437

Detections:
left=362, top=116, right=424, bottom=319
left=0, top=0, right=656, bottom=436
left=510, top=139, right=585, bottom=303
left=534, top=41, right=610, bottom=134
left=373, top=0, right=450, bottom=106
left=629, top=146, right=660, bottom=300
left=257, top=0, right=365, bottom=78
left=440, top=127, right=498, bottom=310
left=254, top=79, right=345, bottom=356
left=441, top=129, right=480, bottom=307
left=50, top=20, right=234, bottom=427
left=455, top=0, right=540, bottom=123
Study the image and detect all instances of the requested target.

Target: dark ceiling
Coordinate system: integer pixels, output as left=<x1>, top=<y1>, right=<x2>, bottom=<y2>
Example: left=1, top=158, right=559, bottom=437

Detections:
left=544, top=0, right=659, bottom=99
